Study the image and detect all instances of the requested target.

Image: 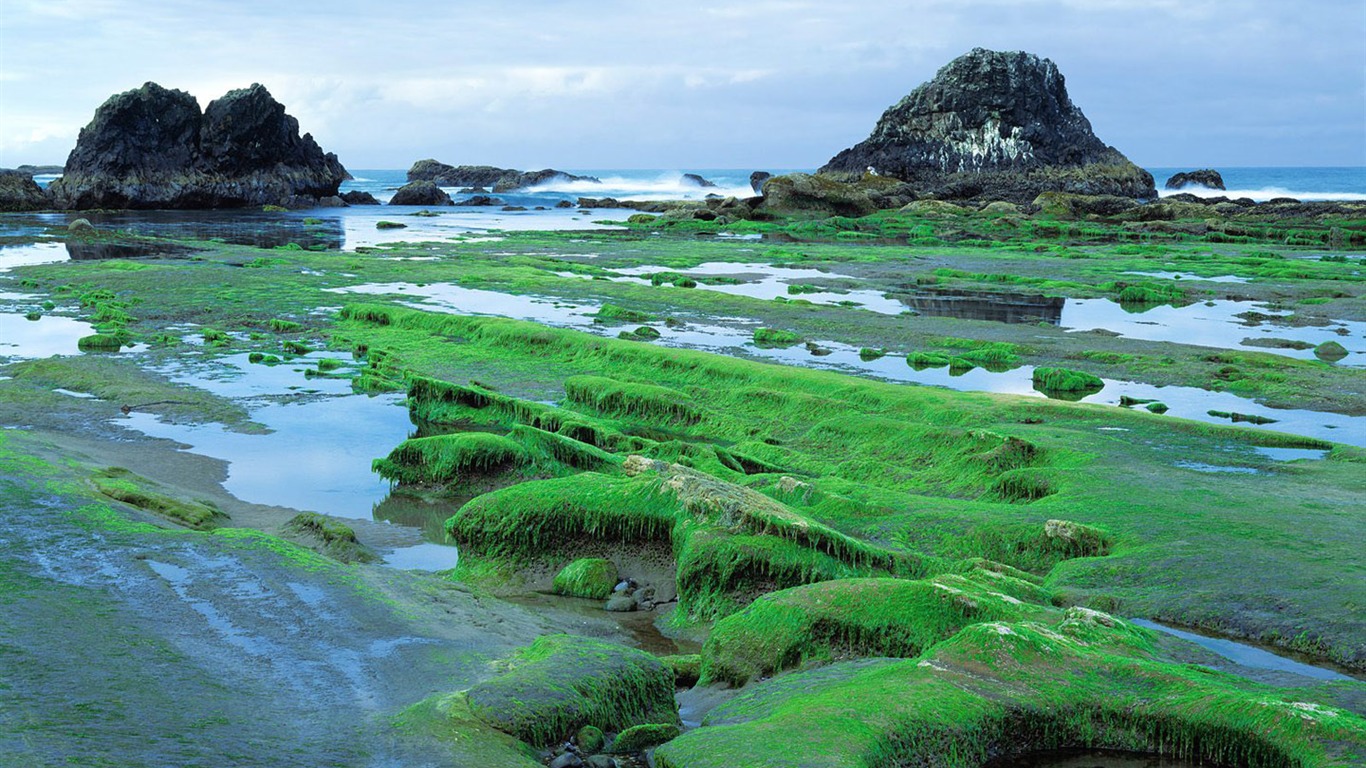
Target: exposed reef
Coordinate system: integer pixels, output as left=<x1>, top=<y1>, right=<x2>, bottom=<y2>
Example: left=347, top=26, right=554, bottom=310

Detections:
left=406, top=159, right=599, bottom=193
left=1165, top=169, right=1227, bottom=190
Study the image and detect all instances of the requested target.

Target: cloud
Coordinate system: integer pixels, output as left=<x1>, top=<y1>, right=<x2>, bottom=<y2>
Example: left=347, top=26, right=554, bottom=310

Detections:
left=0, top=1, right=1361, bottom=167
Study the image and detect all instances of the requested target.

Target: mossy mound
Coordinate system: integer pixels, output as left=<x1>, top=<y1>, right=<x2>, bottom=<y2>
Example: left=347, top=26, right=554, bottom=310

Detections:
left=552, top=558, right=619, bottom=599
left=656, top=612, right=1366, bottom=768
left=564, top=375, right=700, bottom=424
left=1032, top=366, right=1104, bottom=396
left=660, top=654, right=701, bottom=687
left=1315, top=341, right=1348, bottom=363
left=373, top=432, right=529, bottom=485
left=593, top=304, right=653, bottom=324
left=753, top=327, right=802, bottom=347
left=701, top=575, right=1048, bottom=686
left=282, top=512, right=377, bottom=563
left=92, top=468, right=224, bottom=530
left=466, top=634, right=678, bottom=747
left=77, top=333, right=124, bottom=351
left=945, top=519, right=1112, bottom=573
left=611, top=722, right=681, bottom=753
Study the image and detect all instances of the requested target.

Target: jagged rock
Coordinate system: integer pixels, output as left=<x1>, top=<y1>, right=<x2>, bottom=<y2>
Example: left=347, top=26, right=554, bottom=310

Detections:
left=0, top=169, right=49, bottom=211
left=821, top=48, right=1156, bottom=203
left=1165, top=169, right=1225, bottom=190
left=406, top=159, right=599, bottom=192
left=750, top=171, right=772, bottom=193
left=1032, top=192, right=1138, bottom=218
left=48, top=82, right=347, bottom=210
left=339, top=190, right=380, bottom=205
left=389, top=180, right=454, bottom=206
left=681, top=173, right=717, bottom=188
left=458, top=195, right=504, bottom=206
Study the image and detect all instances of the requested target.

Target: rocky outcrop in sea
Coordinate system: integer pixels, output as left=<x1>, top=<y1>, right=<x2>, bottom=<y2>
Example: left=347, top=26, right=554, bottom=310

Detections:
left=389, top=180, right=454, bottom=206
left=1165, top=169, right=1225, bottom=190
left=47, top=82, right=347, bottom=210
left=0, top=170, right=49, bottom=211
left=406, top=159, right=599, bottom=193
left=819, top=48, right=1156, bottom=203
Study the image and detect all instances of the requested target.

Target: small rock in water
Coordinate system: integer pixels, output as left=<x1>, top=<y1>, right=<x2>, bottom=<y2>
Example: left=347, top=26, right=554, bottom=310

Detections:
left=604, top=595, right=637, bottom=613
left=613, top=579, right=633, bottom=593
left=68, top=218, right=95, bottom=233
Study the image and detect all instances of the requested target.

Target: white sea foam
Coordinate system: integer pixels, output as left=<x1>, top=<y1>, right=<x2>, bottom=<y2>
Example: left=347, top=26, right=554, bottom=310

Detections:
left=528, top=172, right=757, bottom=201
left=1159, top=186, right=1365, bottom=202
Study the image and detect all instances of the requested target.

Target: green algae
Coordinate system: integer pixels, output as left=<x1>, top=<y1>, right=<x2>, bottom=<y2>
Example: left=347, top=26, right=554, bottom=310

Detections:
left=92, top=467, right=225, bottom=530
left=282, top=511, right=378, bottom=564
left=374, top=433, right=530, bottom=486
left=612, top=722, right=681, bottom=753
left=465, top=634, right=678, bottom=747
left=552, top=557, right=619, bottom=599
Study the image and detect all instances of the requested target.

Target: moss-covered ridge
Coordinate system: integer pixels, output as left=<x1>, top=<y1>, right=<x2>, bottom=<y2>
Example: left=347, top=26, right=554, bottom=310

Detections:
left=657, top=610, right=1366, bottom=768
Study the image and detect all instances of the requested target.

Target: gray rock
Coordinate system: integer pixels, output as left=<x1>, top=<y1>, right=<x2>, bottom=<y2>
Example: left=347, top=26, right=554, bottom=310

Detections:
left=750, top=171, right=772, bottom=194
left=389, top=181, right=453, bottom=206
left=681, top=173, right=717, bottom=188
left=1164, top=169, right=1225, bottom=190
left=550, top=753, right=584, bottom=768
left=0, top=169, right=50, bottom=212
left=604, top=595, right=637, bottom=612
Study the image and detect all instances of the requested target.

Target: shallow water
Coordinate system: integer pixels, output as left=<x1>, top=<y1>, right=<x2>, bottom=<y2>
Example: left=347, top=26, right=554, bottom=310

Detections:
left=0, top=312, right=97, bottom=360
left=899, top=288, right=1065, bottom=324
left=1121, top=270, right=1249, bottom=284
left=0, top=241, right=69, bottom=271
left=1131, top=619, right=1357, bottom=681
left=609, top=261, right=909, bottom=315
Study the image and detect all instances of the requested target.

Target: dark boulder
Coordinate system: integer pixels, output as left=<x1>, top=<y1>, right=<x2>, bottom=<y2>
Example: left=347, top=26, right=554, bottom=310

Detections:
left=47, top=82, right=347, bottom=210
left=681, top=173, right=717, bottom=188
left=0, top=169, right=50, bottom=211
left=457, top=195, right=505, bottom=206
left=388, top=180, right=453, bottom=206
left=406, top=159, right=599, bottom=192
left=758, top=173, right=878, bottom=217
left=339, top=190, right=380, bottom=205
left=1164, top=169, right=1225, bottom=190
left=750, top=171, right=772, bottom=193
left=820, top=48, right=1156, bottom=203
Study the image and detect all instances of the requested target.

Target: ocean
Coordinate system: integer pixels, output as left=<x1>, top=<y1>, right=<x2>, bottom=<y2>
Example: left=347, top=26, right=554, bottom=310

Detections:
left=337, top=166, right=1366, bottom=206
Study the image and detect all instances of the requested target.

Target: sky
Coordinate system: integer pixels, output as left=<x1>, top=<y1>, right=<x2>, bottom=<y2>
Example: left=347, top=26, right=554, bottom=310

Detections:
left=1, top=1, right=1362, bottom=170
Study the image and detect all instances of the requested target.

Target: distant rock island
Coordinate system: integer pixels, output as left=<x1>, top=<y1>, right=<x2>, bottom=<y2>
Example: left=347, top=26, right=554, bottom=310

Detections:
left=819, top=48, right=1157, bottom=203
left=407, top=159, right=599, bottom=193
left=47, top=82, right=347, bottom=209
left=1165, top=169, right=1226, bottom=190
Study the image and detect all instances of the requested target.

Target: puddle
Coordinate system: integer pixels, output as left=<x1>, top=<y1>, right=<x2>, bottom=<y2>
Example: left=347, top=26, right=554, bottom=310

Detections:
left=1131, top=619, right=1357, bottom=681
left=1172, top=461, right=1262, bottom=475
left=120, top=392, right=409, bottom=519
left=897, top=288, right=1064, bottom=324
left=0, top=312, right=97, bottom=360
left=382, top=542, right=461, bottom=571
left=326, top=282, right=599, bottom=323
left=983, top=749, right=1209, bottom=768
left=0, top=241, right=69, bottom=271
left=156, top=351, right=360, bottom=399
left=509, top=592, right=701, bottom=656
left=607, top=262, right=908, bottom=315
left=53, top=388, right=98, bottom=399
left=1252, top=447, right=1330, bottom=462
left=1122, top=270, right=1250, bottom=283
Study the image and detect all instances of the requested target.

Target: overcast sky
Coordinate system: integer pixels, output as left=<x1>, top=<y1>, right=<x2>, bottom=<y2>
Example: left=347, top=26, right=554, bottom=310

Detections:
left=1, top=1, right=1362, bottom=170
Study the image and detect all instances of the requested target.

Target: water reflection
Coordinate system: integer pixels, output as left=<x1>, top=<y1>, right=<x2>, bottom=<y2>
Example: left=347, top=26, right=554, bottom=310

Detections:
left=898, top=289, right=1065, bottom=324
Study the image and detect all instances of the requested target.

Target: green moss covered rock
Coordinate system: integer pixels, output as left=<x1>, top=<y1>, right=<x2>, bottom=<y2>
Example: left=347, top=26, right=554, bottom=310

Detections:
left=553, top=558, right=619, bottom=599
left=611, top=722, right=680, bottom=753
left=466, top=634, right=678, bottom=746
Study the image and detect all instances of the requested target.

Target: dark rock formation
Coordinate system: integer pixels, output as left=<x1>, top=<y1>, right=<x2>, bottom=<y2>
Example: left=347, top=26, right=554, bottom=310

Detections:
left=0, top=169, right=50, bottom=211
left=407, top=159, right=599, bottom=192
left=339, top=190, right=380, bottom=205
left=759, top=173, right=878, bottom=217
left=820, top=48, right=1156, bottom=203
left=750, top=171, right=772, bottom=193
left=457, top=195, right=505, bottom=206
left=1164, top=169, right=1225, bottom=190
left=47, top=82, right=347, bottom=210
left=389, top=180, right=454, bottom=206
left=681, top=173, right=717, bottom=188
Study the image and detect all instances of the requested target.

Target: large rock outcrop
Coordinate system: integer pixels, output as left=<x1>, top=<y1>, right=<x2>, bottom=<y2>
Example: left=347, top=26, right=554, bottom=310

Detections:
left=47, top=82, right=347, bottom=210
left=820, top=48, right=1156, bottom=203
left=0, top=170, right=50, bottom=211
left=407, top=159, right=599, bottom=193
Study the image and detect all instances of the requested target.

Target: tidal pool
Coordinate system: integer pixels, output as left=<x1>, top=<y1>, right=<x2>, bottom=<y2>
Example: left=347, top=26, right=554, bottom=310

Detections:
left=606, top=262, right=909, bottom=315
left=0, top=312, right=97, bottom=360
left=1131, top=619, right=1356, bottom=681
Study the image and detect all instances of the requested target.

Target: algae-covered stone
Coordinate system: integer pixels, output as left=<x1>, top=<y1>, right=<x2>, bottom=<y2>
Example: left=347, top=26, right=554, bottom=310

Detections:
left=660, top=654, right=701, bottom=687
left=1314, top=340, right=1348, bottom=363
left=576, top=724, right=606, bottom=754
left=610, top=723, right=680, bottom=753
left=1044, top=519, right=1110, bottom=557
left=283, top=511, right=378, bottom=563
left=466, top=634, right=678, bottom=746
left=757, top=173, right=876, bottom=217
left=554, top=558, right=619, bottom=600
left=1031, top=366, right=1104, bottom=396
